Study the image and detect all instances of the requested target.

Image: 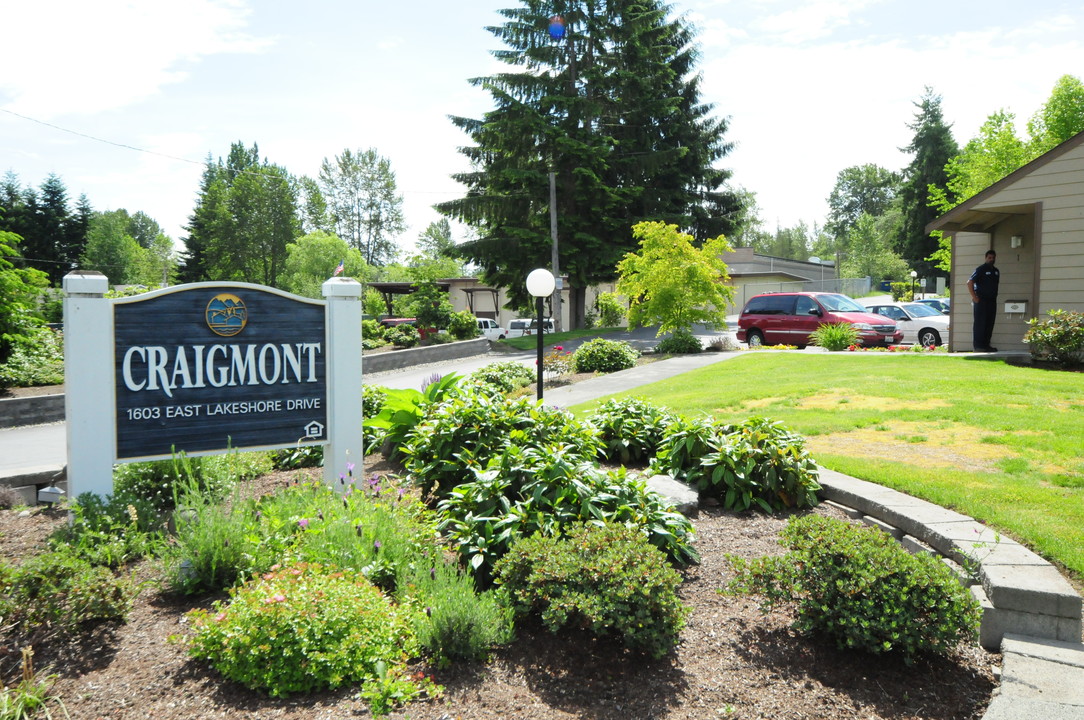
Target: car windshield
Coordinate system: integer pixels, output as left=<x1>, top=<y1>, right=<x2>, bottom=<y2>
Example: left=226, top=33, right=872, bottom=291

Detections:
left=816, top=294, right=866, bottom=313
left=903, top=303, right=942, bottom=318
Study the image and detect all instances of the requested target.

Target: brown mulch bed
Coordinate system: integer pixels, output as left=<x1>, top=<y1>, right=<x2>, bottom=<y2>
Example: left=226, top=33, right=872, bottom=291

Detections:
left=0, top=462, right=997, bottom=720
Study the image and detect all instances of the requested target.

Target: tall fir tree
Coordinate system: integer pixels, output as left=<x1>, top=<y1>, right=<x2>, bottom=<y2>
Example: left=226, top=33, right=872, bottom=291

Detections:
left=897, top=88, right=958, bottom=278
left=437, top=0, right=738, bottom=326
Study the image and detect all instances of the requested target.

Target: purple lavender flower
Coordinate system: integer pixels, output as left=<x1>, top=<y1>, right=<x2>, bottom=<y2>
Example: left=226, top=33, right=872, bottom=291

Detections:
left=420, top=372, right=443, bottom=393
left=373, top=539, right=382, bottom=551
left=298, top=518, right=309, bottom=530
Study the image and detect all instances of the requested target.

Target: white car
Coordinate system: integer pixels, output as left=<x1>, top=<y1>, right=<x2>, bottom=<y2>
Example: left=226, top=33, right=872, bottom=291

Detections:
left=475, top=318, right=507, bottom=340
left=862, top=301, right=950, bottom=347
left=506, top=318, right=555, bottom=338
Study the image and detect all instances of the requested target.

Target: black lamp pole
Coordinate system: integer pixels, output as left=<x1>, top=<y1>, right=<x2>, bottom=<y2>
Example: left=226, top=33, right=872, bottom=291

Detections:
left=535, top=296, right=545, bottom=400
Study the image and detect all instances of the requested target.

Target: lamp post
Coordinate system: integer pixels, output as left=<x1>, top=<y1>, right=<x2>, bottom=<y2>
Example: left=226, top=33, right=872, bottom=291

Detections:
left=910, top=270, right=918, bottom=300
left=526, top=268, right=555, bottom=400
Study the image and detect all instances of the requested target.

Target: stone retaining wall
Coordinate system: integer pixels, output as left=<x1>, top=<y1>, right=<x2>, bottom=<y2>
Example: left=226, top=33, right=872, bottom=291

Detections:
left=0, top=394, right=65, bottom=429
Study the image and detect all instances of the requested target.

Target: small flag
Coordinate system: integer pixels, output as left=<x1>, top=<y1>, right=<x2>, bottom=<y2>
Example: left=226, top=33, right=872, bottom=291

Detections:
left=333, top=259, right=345, bottom=276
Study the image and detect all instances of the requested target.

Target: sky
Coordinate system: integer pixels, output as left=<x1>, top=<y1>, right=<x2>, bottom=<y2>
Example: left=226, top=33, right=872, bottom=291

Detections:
left=2, top=0, right=1082, bottom=258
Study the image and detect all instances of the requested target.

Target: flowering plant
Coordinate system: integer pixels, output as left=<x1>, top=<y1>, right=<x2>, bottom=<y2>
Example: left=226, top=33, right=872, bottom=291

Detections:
left=542, top=345, right=573, bottom=377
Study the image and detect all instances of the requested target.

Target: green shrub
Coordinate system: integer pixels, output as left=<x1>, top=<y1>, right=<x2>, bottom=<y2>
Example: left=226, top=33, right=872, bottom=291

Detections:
left=727, top=514, right=981, bottom=660
left=587, top=397, right=678, bottom=464
left=112, top=450, right=267, bottom=514
left=810, top=322, right=859, bottom=351
left=367, top=373, right=463, bottom=460
left=448, top=311, right=480, bottom=341
left=51, top=492, right=162, bottom=567
left=655, top=329, right=702, bottom=354
left=652, top=416, right=820, bottom=512
left=401, top=391, right=601, bottom=498
left=596, top=292, right=626, bottom=327
left=495, top=522, right=688, bottom=659
left=362, top=318, right=385, bottom=341
left=187, top=563, right=421, bottom=697
left=269, top=444, right=323, bottom=470
left=436, top=446, right=698, bottom=582
left=363, top=385, right=390, bottom=418
left=0, top=549, right=138, bottom=634
left=469, top=361, right=535, bottom=394
left=0, top=324, right=64, bottom=388
left=572, top=338, right=638, bottom=373
left=385, top=324, right=420, bottom=348
left=1024, top=309, right=1084, bottom=367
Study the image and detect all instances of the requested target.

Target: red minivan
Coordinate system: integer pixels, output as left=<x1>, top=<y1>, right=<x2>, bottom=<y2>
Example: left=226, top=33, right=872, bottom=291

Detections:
left=736, top=292, right=902, bottom=348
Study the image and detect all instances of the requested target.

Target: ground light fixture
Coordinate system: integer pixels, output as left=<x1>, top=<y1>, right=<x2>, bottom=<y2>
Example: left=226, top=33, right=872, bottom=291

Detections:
left=526, top=268, right=556, bottom=400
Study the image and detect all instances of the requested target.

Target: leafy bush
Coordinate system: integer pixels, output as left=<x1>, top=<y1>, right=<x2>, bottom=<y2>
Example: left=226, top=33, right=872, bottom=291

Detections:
left=726, top=514, right=981, bottom=661
left=587, top=397, right=678, bottom=464
left=51, top=492, right=162, bottom=567
left=572, top=338, right=638, bottom=373
left=385, top=324, right=420, bottom=348
left=113, top=450, right=267, bottom=514
left=0, top=324, right=64, bottom=388
left=469, top=361, right=535, bottom=394
left=422, top=331, right=454, bottom=346
left=1024, top=309, right=1084, bottom=366
left=448, top=311, right=480, bottom=341
left=437, top=446, right=698, bottom=582
left=362, top=318, right=385, bottom=341
left=187, top=563, right=421, bottom=698
left=596, top=292, right=626, bottom=327
left=269, top=444, right=323, bottom=470
left=401, top=391, right=602, bottom=498
left=0, top=549, right=139, bottom=634
left=652, top=416, right=820, bottom=512
left=655, top=329, right=702, bottom=354
left=495, top=522, right=689, bottom=659
left=367, top=373, right=463, bottom=460
left=810, top=322, right=859, bottom=351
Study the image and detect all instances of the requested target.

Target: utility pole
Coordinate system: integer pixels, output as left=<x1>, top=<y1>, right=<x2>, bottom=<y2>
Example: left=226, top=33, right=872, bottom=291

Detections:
left=549, top=171, right=562, bottom=333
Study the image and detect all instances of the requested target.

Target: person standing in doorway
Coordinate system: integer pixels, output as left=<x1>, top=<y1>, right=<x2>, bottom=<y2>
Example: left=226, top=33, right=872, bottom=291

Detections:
left=967, top=249, right=1000, bottom=351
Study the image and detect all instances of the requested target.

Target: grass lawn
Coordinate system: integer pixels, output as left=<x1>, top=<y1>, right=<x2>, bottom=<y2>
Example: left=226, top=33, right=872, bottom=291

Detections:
left=571, top=351, right=1084, bottom=582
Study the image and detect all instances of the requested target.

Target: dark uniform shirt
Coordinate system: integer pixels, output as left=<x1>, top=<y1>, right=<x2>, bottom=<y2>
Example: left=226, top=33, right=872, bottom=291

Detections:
left=969, top=262, right=999, bottom=301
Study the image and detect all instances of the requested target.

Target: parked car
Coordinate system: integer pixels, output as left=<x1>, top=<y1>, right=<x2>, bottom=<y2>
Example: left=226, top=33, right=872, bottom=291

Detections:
left=862, top=301, right=950, bottom=347
left=476, top=317, right=507, bottom=340
left=916, top=297, right=950, bottom=314
left=506, top=318, right=555, bottom=338
left=736, top=292, right=902, bottom=348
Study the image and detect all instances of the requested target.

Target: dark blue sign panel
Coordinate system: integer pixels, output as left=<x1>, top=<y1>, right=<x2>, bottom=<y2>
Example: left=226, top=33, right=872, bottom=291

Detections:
left=114, top=286, right=327, bottom=460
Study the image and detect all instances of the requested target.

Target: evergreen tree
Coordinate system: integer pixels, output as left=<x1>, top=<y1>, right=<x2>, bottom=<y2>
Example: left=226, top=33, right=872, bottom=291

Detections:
left=438, top=0, right=738, bottom=326
left=897, top=88, right=958, bottom=278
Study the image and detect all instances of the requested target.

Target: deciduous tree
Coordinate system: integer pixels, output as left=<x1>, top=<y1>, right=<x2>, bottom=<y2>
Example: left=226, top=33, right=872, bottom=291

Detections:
left=318, top=148, right=404, bottom=266
left=616, top=221, right=733, bottom=335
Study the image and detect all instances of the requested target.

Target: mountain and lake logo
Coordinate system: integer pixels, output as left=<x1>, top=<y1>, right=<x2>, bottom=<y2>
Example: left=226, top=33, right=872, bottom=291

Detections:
left=206, top=293, right=248, bottom=337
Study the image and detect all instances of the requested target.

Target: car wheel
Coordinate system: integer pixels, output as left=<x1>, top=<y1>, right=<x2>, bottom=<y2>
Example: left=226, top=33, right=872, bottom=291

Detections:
left=918, top=328, right=941, bottom=347
left=747, top=329, right=764, bottom=347
left=498, top=334, right=505, bottom=340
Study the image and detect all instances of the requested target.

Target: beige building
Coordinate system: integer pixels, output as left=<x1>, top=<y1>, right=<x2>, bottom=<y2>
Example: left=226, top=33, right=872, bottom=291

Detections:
left=927, top=130, right=1084, bottom=353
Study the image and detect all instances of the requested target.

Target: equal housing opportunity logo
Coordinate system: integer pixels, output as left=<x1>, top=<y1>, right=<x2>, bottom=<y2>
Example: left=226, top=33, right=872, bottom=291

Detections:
left=113, top=286, right=327, bottom=461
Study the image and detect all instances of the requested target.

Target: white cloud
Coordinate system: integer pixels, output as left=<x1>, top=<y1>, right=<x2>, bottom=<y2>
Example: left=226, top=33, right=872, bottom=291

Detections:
left=0, top=0, right=272, bottom=118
